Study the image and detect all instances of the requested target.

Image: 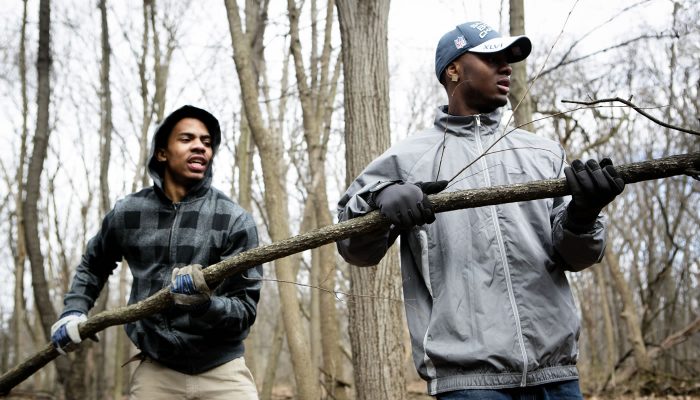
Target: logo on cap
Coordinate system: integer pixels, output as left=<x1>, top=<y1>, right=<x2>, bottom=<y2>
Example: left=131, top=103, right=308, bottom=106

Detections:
left=469, top=22, right=494, bottom=38
left=454, top=36, right=467, bottom=49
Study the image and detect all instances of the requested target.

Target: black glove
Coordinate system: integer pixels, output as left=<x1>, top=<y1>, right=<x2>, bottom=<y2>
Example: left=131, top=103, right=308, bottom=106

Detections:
left=564, top=158, right=625, bottom=230
left=371, top=181, right=446, bottom=229
left=416, top=180, right=449, bottom=195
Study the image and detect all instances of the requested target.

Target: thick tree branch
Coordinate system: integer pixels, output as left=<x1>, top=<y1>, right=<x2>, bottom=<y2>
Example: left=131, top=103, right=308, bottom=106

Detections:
left=1, top=151, right=698, bottom=394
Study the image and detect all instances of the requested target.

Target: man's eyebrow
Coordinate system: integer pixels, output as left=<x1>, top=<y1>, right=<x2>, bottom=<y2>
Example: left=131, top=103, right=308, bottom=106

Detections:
left=176, top=131, right=211, bottom=137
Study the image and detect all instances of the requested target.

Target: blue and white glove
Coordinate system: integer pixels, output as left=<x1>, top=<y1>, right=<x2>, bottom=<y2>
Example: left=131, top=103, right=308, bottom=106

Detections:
left=171, top=264, right=211, bottom=312
left=51, top=311, right=87, bottom=355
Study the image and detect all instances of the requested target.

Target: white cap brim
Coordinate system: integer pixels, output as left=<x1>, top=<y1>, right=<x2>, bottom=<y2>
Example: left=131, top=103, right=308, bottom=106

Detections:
left=469, top=35, right=532, bottom=63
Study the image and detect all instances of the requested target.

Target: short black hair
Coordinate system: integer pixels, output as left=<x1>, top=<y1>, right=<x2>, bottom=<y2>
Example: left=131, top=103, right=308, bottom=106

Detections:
left=154, top=105, right=221, bottom=153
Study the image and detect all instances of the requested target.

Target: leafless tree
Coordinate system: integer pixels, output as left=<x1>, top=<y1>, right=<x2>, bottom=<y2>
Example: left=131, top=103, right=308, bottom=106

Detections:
left=336, top=1, right=408, bottom=399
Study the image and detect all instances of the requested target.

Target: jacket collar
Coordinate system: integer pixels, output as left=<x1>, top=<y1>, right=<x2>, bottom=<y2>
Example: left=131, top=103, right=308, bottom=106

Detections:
left=151, top=173, right=212, bottom=205
left=434, top=105, right=503, bottom=137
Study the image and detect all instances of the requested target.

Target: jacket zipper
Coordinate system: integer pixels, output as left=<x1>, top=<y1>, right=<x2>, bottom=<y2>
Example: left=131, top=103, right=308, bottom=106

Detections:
left=165, top=202, right=181, bottom=345
left=473, top=114, right=530, bottom=386
left=168, top=202, right=181, bottom=265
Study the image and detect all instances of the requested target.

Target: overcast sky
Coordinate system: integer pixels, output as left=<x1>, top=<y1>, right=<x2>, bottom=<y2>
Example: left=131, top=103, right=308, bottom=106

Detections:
left=388, top=0, right=674, bottom=96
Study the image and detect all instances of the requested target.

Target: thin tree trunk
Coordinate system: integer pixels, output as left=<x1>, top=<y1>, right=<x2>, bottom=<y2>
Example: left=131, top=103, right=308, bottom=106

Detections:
left=224, top=1, right=320, bottom=398
left=93, top=1, right=113, bottom=397
left=239, top=1, right=269, bottom=379
left=287, top=0, right=346, bottom=397
left=150, top=0, right=173, bottom=123
left=22, top=0, right=81, bottom=397
left=24, top=0, right=54, bottom=350
left=594, top=265, right=616, bottom=390
left=260, top=313, right=285, bottom=400
left=136, top=0, right=153, bottom=189
left=508, top=0, right=532, bottom=128
left=12, top=0, right=30, bottom=369
left=335, top=1, right=407, bottom=399
left=604, top=248, right=652, bottom=372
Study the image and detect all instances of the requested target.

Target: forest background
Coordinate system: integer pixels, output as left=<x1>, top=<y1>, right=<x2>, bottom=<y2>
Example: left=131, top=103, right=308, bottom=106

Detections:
left=0, top=0, right=698, bottom=399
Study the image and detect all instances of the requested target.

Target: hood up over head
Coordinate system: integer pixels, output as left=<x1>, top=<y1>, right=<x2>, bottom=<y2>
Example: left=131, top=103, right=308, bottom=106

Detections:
left=147, top=105, right=221, bottom=194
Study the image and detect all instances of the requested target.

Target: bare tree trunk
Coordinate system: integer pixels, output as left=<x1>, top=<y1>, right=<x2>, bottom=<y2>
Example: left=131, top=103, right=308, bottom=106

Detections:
left=604, top=248, right=652, bottom=373
left=136, top=0, right=153, bottom=189
left=287, top=0, right=347, bottom=397
left=224, top=1, right=320, bottom=398
left=594, top=265, right=616, bottom=390
left=236, top=112, right=254, bottom=210
left=93, top=1, right=113, bottom=397
left=24, top=0, right=54, bottom=350
left=508, top=0, right=532, bottom=128
left=239, top=1, right=269, bottom=380
left=260, top=313, right=285, bottom=400
left=336, top=1, right=408, bottom=399
left=1, top=316, right=8, bottom=373
left=12, top=0, right=30, bottom=369
left=150, top=0, right=175, bottom=123
left=22, top=1, right=83, bottom=397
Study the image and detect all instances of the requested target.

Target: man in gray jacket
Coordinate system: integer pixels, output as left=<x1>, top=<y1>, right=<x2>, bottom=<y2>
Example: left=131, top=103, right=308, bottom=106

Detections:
left=337, top=21, right=624, bottom=399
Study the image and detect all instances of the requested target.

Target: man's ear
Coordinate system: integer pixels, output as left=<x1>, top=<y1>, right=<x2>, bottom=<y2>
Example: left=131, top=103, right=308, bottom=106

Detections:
left=156, top=148, right=167, bottom=162
left=445, top=63, right=459, bottom=83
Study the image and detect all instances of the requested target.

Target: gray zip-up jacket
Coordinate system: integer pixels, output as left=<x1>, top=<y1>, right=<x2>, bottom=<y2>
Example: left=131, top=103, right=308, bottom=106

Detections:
left=62, top=107, right=262, bottom=374
left=337, top=106, right=606, bottom=395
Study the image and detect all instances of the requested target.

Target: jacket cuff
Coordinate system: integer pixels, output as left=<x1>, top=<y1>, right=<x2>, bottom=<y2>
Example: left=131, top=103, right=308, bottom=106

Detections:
left=563, top=204, right=600, bottom=234
left=366, top=180, right=403, bottom=209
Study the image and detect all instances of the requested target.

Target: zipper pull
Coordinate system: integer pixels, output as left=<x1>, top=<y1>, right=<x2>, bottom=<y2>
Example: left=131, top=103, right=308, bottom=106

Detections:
left=475, top=114, right=481, bottom=127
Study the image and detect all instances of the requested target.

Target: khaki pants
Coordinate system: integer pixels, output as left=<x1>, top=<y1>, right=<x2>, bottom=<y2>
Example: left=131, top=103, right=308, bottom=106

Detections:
left=129, top=356, right=258, bottom=400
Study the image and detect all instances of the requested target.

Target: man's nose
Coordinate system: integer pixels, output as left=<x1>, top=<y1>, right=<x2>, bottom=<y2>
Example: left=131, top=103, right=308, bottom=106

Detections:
left=499, top=62, right=512, bottom=76
left=191, top=139, right=206, bottom=152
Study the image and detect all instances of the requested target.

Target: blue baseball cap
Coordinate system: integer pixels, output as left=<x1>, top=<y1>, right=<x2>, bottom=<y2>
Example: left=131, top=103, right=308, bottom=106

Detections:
left=435, top=21, right=532, bottom=82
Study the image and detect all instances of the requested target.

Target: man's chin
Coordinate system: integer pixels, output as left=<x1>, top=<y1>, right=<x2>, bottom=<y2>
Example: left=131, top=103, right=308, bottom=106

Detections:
left=481, top=98, right=507, bottom=113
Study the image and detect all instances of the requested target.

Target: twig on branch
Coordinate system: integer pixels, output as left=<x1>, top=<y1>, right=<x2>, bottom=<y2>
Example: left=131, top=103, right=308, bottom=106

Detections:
left=539, top=33, right=679, bottom=78
left=562, top=97, right=700, bottom=136
left=1, top=152, right=699, bottom=394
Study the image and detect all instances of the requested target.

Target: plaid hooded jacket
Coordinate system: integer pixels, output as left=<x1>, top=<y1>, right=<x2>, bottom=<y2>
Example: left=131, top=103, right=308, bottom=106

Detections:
left=62, top=106, right=262, bottom=374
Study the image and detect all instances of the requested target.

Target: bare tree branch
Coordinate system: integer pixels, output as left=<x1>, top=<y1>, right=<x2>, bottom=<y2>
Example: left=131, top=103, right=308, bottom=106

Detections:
left=562, top=97, right=700, bottom=136
left=539, top=33, right=680, bottom=78
left=1, top=151, right=698, bottom=394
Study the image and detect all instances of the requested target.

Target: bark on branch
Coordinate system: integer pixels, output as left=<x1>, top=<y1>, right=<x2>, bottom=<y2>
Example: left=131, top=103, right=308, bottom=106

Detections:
left=1, top=151, right=698, bottom=394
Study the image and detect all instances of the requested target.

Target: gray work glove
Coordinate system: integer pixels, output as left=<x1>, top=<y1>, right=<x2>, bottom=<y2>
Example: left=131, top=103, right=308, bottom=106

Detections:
left=370, top=181, right=447, bottom=229
left=171, top=264, right=212, bottom=313
left=564, top=158, right=625, bottom=232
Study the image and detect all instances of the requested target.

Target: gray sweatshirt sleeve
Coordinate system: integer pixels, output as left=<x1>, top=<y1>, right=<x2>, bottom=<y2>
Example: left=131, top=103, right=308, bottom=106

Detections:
left=336, top=179, right=401, bottom=267
left=193, top=212, right=262, bottom=333
left=63, top=209, right=122, bottom=316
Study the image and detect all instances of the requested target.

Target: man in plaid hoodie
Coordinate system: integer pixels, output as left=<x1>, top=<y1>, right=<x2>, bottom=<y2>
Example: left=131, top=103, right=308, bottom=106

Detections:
left=50, top=105, right=262, bottom=399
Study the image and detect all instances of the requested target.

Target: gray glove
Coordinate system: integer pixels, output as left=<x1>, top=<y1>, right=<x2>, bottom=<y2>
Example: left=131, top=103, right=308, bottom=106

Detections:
left=171, top=264, right=212, bottom=312
left=371, top=181, right=444, bottom=229
left=564, top=158, right=625, bottom=231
